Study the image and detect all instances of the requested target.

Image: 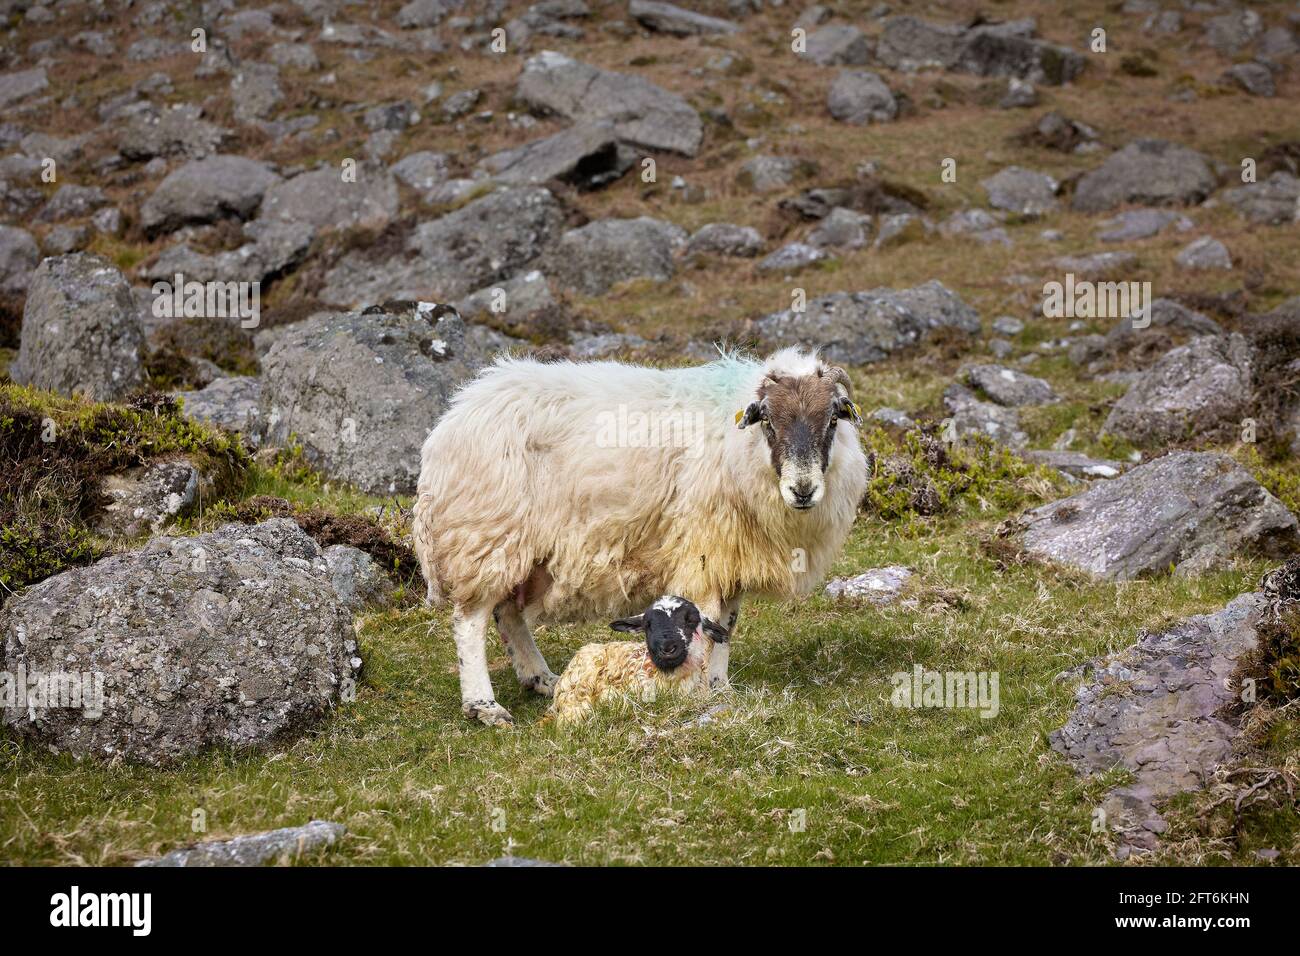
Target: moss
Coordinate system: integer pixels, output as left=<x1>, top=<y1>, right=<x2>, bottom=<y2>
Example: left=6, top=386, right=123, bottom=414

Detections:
left=861, top=423, right=1060, bottom=531
left=0, top=383, right=249, bottom=594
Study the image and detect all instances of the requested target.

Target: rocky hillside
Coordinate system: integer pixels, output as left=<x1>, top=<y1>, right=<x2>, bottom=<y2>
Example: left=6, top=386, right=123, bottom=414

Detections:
left=1, top=0, right=1299, bottom=866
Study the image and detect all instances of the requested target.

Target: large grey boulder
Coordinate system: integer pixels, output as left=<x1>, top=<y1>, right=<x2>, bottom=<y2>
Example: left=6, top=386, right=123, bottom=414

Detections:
left=1052, top=588, right=1270, bottom=853
left=257, top=165, right=399, bottom=234
left=1222, top=172, right=1300, bottom=226
left=176, top=376, right=264, bottom=447
left=259, top=306, right=491, bottom=493
left=0, top=519, right=362, bottom=765
left=1103, top=298, right=1220, bottom=352
left=875, top=16, right=1084, bottom=84
left=515, top=51, right=703, bottom=156
left=827, top=70, right=898, bottom=124
left=396, top=0, right=462, bottom=28
left=1072, top=140, right=1217, bottom=212
left=981, top=166, right=1058, bottom=216
left=320, top=186, right=565, bottom=308
left=753, top=280, right=980, bottom=365
left=1104, top=335, right=1254, bottom=446
left=230, top=63, right=284, bottom=123
left=803, top=25, right=871, bottom=65
left=875, top=15, right=965, bottom=71
left=544, top=217, right=686, bottom=295
left=0, top=225, right=39, bottom=295
left=1203, top=9, right=1262, bottom=56
left=115, top=103, right=229, bottom=160
left=10, top=254, right=145, bottom=401
left=477, top=121, right=633, bottom=189
left=629, top=0, right=738, bottom=36
left=139, top=820, right=346, bottom=867
left=1014, top=452, right=1299, bottom=580
left=95, top=458, right=213, bottom=538
left=141, top=155, right=281, bottom=233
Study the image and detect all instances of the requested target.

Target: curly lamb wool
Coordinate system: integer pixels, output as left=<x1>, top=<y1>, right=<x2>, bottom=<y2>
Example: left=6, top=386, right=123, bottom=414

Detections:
left=546, top=596, right=726, bottom=724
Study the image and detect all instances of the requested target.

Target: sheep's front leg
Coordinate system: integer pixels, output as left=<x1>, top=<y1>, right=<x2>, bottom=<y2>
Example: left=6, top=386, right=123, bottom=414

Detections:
left=453, top=603, right=513, bottom=727
left=699, top=595, right=739, bottom=693
left=494, top=601, right=559, bottom=697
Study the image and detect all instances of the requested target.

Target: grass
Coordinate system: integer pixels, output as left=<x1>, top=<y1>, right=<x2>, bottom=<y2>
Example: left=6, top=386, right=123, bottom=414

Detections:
left=1, top=467, right=1289, bottom=865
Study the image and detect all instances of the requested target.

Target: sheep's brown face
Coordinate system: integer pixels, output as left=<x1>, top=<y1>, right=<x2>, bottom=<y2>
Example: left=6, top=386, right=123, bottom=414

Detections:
left=737, top=367, right=861, bottom=511
left=610, top=596, right=729, bottom=673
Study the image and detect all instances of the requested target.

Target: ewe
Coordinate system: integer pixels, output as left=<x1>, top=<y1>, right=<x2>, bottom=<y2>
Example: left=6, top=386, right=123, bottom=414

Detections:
left=545, top=596, right=728, bottom=724
left=413, top=347, right=867, bottom=726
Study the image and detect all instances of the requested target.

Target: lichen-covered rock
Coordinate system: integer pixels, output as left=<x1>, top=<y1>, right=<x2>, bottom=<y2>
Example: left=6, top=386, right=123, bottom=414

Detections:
left=1103, top=334, right=1253, bottom=446
left=141, top=155, right=281, bottom=234
left=825, top=566, right=913, bottom=606
left=964, top=364, right=1058, bottom=406
left=323, top=545, right=396, bottom=612
left=138, top=820, right=346, bottom=867
left=10, top=254, right=146, bottom=401
left=0, top=224, right=39, bottom=295
left=94, top=458, right=213, bottom=538
left=1014, top=452, right=1299, bottom=580
left=827, top=70, right=898, bottom=124
left=686, top=222, right=764, bottom=258
left=943, top=383, right=1028, bottom=448
left=257, top=165, right=399, bottom=235
left=0, top=519, right=362, bottom=765
left=1072, top=139, right=1217, bottom=212
left=1222, top=172, right=1300, bottom=226
left=477, top=121, right=633, bottom=189
left=259, top=305, right=491, bottom=493
left=544, top=217, right=686, bottom=295
left=753, top=280, right=980, bottom=365
left=176, top=376, right=264, bottom=447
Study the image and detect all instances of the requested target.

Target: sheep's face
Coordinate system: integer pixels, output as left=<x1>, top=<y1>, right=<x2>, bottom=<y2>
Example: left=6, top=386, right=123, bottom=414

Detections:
left=610, top=596, right=729, bottom=673
left=738, top=366, right=861, bottom=511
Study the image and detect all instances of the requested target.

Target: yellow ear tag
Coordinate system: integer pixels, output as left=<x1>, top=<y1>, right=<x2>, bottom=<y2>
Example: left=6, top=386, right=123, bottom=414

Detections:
left=734, top=409, right=744, bottom=424
left=850, top=401, right=861, bottom=420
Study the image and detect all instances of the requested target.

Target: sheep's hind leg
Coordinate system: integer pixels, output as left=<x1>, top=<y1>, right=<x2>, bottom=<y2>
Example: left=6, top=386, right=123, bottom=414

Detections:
left=453, top=603, right=513, bottom=727
left=494, top=601, right=559, bottom=697
left=699, top=595, right=739, bottom=693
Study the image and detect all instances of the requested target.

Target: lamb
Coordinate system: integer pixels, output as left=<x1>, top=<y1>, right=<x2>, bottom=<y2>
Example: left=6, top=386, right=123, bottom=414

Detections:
left=545, top=596, right=729, bottom=724
left=413, top=346, right=868, bottom=726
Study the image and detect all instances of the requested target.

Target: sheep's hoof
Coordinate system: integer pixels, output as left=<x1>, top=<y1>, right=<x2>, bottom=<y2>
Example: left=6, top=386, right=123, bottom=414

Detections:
left=522, top=671, right=560, bottom=698
left=464, top=700, right=515, bottom=727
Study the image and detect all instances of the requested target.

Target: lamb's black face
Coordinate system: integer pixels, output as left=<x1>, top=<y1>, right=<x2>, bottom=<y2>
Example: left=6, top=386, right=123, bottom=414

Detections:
left=610, top=596, right=729, bottom=673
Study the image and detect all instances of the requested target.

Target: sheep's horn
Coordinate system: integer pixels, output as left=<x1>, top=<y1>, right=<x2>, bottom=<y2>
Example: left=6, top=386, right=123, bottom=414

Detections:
left=826, top=365, right=853, bottom=396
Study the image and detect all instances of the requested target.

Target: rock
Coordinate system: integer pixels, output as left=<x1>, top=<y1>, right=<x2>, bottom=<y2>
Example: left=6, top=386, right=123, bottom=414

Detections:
left=230, top=63, right=283, bottom=123
left=35, top=184, right=108, bottom=223
left=965, top=364, right=1057, bottom=406
left=1019, top=450, right=1124, bottom=480
left=939, top=208, right=1009, bottom=245
left=396, top=0, right=462, bottom=28
left=1104, top=298, right=1221, bottom=351
left=0, top=68, right=48, bottom=108
left=454, top=269, right=555, bottom=325
left=737, top=154, right=801, bottom=192
left=686, top=222, right=764, bottom=258
left=874, top=15, right=965, bottom=71
left=981, top=166, right=1058, bottom=216
left=629, top=0, right=738, bottom=36
left=1258, top=26, right=1299, bottom=60
left=42, top=225, right=89, bottom=256
left=1016, top=452, right=1298, bottom=580
left=323, top=545, right=396, bottom=612
left=0, top=225, right=39, bottom=295
left=10, top=254, right=145, bottom=401
left=1203, top=9, right=1262, bottom=57
left=825, top=566, right=913, bottom=606
left=827, top=70, right=898, bottom=124
left=1021, top=110, right=1097, bottom=152
left=440, top=88, right=481, bottom=120
left=875, top=15, right=1084, bottom=84
left=259, top=306, right=490, bottom=493
left=1048, top=251, right=1137, bottom=276
left=257, top=165, right=399, bottom=235
left=478, top=121, right=633, bottom=189
left=991, top=315, right=1024, bottom=336
left=999, top=77, right=1038, bottom=108
left=1072, top=139, right=1217, bottom=212
left=545, top=217, right=685, bottom=295
left=1096, top=208, right=1180, bottom=242
left=754, top=280, right=980, bottom=365
left=757, top=242, right=828, bottom=274
left=807, top=207, right=871, bottom=249
left=871, top=407, right=916, bottom=430
left=269, top=42, right=321, bottom=70
left=568, top=331, right=650, bottom=359
left=95, top=458, right=213, bottom=538
left=943, top=383, right=1027, bottom=448
left=515, top=51, right=703, bottom=155
left=803, top=25, right=871, bottom=65
left=390, top=151, right=452, bottom=193
left=320, top=186, right=565, bottom=307
left=1222, top=62, right=1275, bottom=97
left=873, top=212, right=932, bottom=248
left=1175, top=236, right=1232, bottom=270
left=141, top=156, right=281, bottom=234
left=0, top=519, right=362, bottom=765
left=138, top=820, right=346, bottom=867
left=176, top=376, right=264, bottom=447
left=1222, top=172, right=1300, bottom=226
left=116, top=103, right=228, bottom=161
left=1104, top=335, right=1253, bottom=446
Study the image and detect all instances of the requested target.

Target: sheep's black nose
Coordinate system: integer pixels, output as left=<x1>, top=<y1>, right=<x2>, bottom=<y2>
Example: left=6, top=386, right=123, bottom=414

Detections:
left=791, top=483, right=815, bottom=507
left=649, top=639, right=688, bottom=672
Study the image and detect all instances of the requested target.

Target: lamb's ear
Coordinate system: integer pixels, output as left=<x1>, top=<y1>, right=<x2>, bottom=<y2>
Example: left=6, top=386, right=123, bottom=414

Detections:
left=736, top=401, right=764, bottom=429
left=834, top=394, right=862, bottom=426
left=701, top=618, right=730, bottom=643
left=609, top=614, right=645, bottom=633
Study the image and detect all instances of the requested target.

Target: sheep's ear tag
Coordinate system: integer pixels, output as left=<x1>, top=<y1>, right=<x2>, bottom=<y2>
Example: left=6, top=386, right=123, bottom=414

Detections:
left=734, top=409, right=744, bottom=425
left=849, top=401, right=862, bottom=423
